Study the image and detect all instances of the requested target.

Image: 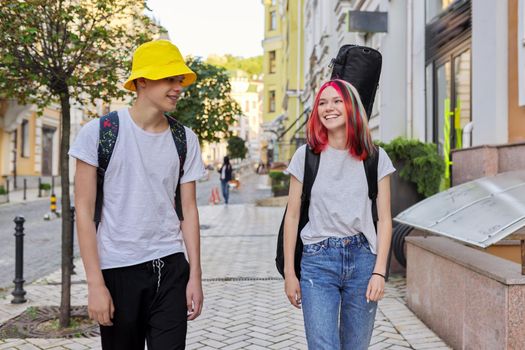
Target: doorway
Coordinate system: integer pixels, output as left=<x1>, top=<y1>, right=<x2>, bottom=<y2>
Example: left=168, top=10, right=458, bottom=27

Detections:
left=42, top=126, right=55, bottom=176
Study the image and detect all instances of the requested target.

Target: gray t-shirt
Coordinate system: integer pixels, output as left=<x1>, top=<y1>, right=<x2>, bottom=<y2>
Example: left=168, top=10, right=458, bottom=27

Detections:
left=69, top=108, right=206, bottom=269
left=286, top=145, right=395, bottom=254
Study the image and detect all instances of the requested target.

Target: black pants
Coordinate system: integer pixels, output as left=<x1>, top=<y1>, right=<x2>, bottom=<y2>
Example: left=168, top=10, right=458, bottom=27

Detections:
left=100, top=253, right=190, bottom=350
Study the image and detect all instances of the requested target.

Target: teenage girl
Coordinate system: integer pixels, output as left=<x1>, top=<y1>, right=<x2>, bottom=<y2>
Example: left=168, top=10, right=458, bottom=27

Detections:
left=283, top=79, right=395, bottom=349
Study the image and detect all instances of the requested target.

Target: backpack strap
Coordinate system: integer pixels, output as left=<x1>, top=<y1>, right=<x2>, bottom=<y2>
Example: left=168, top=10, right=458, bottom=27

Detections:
left=95, top=111, right=119, bottom=227
left=166, top=114, right=187, bottom=221
left=364, top=148, right=393, bottom=281
left=363, top=149, right=379, bottom=229
left=302, top=147, right=320, bottom=203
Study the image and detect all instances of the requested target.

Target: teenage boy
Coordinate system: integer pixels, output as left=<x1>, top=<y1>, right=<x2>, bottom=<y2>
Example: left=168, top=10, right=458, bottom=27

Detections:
left=69, top=40, right=206, bottom=350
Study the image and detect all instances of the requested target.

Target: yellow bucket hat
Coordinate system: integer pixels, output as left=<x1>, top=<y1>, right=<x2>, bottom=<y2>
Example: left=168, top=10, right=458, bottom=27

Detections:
left=123, top=40, right=196, bottom=91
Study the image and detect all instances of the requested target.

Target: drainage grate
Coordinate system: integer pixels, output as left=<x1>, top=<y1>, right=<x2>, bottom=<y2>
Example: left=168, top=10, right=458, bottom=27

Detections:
left=203, top=276, right=283, bottom=282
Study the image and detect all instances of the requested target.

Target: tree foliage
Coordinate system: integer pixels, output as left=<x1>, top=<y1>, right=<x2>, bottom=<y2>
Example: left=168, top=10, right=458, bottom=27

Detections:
left=0, top=0, right=158, bottom=108
left=206, top=54, right=263, bottom=77
left=172, top=57, right=242, bottom=144
left=227, top=135, right=248, bottom=160
left=0, top=0, right=161, bottom=327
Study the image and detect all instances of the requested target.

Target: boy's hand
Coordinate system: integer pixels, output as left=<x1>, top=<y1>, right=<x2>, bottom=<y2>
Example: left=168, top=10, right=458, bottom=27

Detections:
left=88, top=284, right=114, bottom=326
left=186, top=276, right=203, bottom=320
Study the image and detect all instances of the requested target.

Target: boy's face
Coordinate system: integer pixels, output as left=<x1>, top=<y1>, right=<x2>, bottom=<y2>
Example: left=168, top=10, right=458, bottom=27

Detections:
left=138, top=75, right=185, bottom=112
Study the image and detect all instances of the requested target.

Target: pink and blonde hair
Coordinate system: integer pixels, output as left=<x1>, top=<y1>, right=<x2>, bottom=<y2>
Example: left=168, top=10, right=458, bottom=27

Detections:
left=306, top=79, right=376, bottom=160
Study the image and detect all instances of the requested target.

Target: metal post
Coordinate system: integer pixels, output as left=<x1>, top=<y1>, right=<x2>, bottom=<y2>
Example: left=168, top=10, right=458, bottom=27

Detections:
left=521, top=240, right=525, bottom=276
left=38, top=177, right=42, bottom=198
left=51, top=176, right=55, bottom=195
left=12, top=216, right=26, bottom=304
left=70, top=206, right=76, bottom=275
left=6, top=178, right=9, bottom=203
left=23, top=179, right=27, bottom=200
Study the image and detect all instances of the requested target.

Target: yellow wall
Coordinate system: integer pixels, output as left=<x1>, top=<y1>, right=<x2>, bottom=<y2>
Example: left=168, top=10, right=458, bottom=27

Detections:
left=281, top=0, right=304, bottom=161
left=262, top=0, right=286, bottom=124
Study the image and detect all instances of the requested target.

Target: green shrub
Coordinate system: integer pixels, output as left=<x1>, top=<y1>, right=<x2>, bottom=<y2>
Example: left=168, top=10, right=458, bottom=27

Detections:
left=269, top=170, right=290, bottom=196
left=377, top=137, right=445, bottom=198
left=39, top=182, right=51, bottom=190
left=0, top=186, right=6, bottom=195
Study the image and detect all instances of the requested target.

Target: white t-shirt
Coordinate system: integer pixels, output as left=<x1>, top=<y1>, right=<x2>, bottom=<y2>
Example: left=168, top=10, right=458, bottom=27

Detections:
left=68, top=108, right=206, bottom=269
left=286, top=145, right=396, bottom=254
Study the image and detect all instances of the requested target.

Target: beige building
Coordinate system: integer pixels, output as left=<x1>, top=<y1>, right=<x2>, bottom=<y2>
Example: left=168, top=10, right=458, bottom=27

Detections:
left=0, top=100, right=61, bottom=191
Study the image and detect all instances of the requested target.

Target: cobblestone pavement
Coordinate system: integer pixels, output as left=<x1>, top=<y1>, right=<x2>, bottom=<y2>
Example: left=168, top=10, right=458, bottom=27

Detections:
left=0, top=205, right=451, bottom=349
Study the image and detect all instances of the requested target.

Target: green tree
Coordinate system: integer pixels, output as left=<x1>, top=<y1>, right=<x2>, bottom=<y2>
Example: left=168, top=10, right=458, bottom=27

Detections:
left=173, top=57, right=242, bottom=144
left=206, top=54, right=263, bottom=76
left=0, top=0, right=160, bottom=327
left=227, top=136, right=248, bottom=160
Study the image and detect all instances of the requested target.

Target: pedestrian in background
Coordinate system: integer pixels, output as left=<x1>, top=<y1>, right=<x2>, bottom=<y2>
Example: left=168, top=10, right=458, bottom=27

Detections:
left=283, top=79, right=395, bottom=349
left=70, top=40, right=206, bottom=350
left=218, top=156, right=233, bottom=204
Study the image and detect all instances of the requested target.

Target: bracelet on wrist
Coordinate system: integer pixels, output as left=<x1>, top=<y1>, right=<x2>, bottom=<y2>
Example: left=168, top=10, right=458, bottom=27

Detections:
left=372, top=272, right=386, bottom=279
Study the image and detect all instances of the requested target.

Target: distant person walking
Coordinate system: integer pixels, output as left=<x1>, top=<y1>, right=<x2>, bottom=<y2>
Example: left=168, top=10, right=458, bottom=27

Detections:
left=218, top=156, right=233, bottom=204
left=283, top=79, right=395, bottom=350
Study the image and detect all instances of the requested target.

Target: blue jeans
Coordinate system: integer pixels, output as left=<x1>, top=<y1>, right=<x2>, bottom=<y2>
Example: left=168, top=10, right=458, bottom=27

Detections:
left=220, top=179, right=229, bottom=204
left=300, top=234, right=377, bottom=350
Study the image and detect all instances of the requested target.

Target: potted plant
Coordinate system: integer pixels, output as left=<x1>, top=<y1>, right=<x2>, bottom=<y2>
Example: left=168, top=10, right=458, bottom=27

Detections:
left=377, top=137, right=445, bottom=214
left=269, top=170, right=290, bottom=197
left=40, top=182, right=52, bottom=197
left=0, top=185, right=7, bottom=204
left=377, top=137, right=445, bottom=270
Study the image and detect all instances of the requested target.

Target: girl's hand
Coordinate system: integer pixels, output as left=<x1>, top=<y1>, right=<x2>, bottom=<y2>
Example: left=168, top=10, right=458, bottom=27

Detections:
left=366, top=274, right=385, bottom=302
left=284, top=275, right=302, bottom=309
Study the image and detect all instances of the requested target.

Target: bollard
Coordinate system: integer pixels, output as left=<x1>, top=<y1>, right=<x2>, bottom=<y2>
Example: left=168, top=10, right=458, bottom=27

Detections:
left=38, top=177, right=42, bottom=198
left=51, top=176, right=55, bottom=195
left=6, top=178, right=9, bottom=203
left=12, top=216, right=27, bottom=304
left=70, top=206, right=76, bottom=275
left=23, top=178, right=27, bottom=200
left=50, top=194, right=58, bottom=216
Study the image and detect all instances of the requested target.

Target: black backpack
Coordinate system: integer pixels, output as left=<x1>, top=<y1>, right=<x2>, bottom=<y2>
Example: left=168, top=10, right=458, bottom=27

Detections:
left=275, top=147, right=380, bottom=280
left=94, top=111, right=187, bottom=228
left=330, top=45, right=382, bottom=118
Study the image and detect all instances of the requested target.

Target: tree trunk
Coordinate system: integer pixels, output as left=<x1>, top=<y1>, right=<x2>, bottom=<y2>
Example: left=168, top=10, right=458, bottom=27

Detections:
left=58, top=90, right=72, bottom=328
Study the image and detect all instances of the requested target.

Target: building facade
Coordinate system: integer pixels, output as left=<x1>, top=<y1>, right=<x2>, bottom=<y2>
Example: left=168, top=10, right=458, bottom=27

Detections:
left=263, top=0, right=524, bottom=167
left=262, top=0, right=305, bottom=163
left=0, top=100, right=61, bottom=190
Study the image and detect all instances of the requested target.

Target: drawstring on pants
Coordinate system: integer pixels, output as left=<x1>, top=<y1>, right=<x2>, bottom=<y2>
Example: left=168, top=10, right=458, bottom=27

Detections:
left=152, top=258, right=165, bottom=292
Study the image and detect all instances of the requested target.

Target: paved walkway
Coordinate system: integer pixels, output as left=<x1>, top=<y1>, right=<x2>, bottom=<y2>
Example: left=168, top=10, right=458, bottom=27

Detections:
left=0, top=205, right=450, bottom=349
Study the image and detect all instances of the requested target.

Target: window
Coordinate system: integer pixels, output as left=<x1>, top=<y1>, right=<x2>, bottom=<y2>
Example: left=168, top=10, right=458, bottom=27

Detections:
left=271, top=0, right=276, bottom=5
left=269, top=90, right=276, bottom=112
left=21, top=119, right=30, bottom=158
left=269, top=51, right=276, bottom=74
left=269, top=11, right=276, bottom=31
left=426, top=0, right=456, bottom=23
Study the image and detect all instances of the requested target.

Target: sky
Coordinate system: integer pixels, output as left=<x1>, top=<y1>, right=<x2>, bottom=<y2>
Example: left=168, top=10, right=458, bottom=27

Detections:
left=146, top=0, right=265, bottom=59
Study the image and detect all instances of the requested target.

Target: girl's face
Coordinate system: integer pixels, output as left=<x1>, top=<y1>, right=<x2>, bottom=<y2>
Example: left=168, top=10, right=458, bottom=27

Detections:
left=317, top=86, right=347, bottom=133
